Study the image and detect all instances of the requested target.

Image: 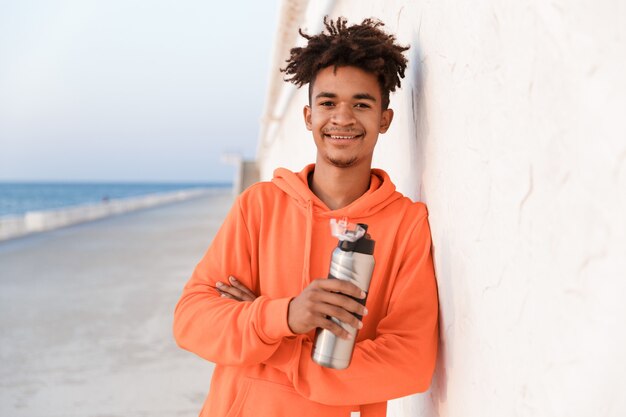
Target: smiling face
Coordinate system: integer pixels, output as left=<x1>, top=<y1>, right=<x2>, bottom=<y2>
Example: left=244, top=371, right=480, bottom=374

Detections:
left=304, top=66, right=393, bottom=170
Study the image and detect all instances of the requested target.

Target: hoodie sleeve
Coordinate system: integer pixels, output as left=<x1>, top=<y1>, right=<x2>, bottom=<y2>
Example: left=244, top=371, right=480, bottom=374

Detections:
left=173, top=195, right=295, bottom=366
left=262, top=212, right=439, bottom=405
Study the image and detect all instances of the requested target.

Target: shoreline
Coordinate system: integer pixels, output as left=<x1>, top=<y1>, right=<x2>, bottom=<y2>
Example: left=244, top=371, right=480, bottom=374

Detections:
left=0, top=187, right=230, bottom=241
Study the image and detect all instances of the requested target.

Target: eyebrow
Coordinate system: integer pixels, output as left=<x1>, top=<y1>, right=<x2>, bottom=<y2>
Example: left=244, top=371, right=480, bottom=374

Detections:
left=315, top=92, right=377, bottom=102
left=353, top=93, right=377, bottom=102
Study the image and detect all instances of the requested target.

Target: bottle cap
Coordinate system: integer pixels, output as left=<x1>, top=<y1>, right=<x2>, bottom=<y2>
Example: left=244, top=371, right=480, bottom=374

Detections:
left=330, top=219, right=375, bottom=255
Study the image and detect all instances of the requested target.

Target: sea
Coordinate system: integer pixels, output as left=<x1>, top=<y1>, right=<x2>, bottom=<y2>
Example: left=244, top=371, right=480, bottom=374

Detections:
left=0, top=182, right=231, bottom=218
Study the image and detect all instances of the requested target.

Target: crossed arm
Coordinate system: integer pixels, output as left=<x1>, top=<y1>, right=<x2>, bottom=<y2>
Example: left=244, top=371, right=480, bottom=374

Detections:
left=214, top=265, right=438, bottom=406
left=177, top=258, right=438, bottom=406
left=216, top=275, right=367, bottom=339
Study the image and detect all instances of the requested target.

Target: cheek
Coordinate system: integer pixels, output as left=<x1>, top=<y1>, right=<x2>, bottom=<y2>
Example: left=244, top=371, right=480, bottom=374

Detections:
left=311, top=115, right=326, bottom=130
left=358, top=115, right=381, bottom=131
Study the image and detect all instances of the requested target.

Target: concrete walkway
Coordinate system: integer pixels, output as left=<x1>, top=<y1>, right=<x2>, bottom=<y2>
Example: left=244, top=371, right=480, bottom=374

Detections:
left=0, top=191, right=232, bottom=417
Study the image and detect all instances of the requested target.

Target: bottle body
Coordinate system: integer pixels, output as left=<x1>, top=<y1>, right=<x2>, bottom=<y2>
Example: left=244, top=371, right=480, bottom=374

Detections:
left=311, top=247, right=375, bottom=369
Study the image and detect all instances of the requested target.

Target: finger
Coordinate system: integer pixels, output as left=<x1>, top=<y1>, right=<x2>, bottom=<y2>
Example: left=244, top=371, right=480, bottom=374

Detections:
left=313, top=290, right=368, bottom=318
left=317, top=315, right=354, bottom=340
left=228, top=276, right=256, bottom=300
left=219, top=291, right=238, bottom=300
left=216, top=286, right=239, bottom=300
left=316, top=302, right=363, bottom=331
left=216, top=282, right=247, bottom=301
left=316, top=278, right=366, bottom=300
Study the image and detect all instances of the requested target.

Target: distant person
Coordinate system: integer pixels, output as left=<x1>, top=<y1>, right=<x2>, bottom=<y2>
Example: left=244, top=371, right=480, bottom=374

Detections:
left=174, top=16, right=438, bottom=417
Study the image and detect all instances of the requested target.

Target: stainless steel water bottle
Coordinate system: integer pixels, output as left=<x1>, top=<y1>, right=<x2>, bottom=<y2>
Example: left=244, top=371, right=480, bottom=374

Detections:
left=312, top=221, right=375, bottom=370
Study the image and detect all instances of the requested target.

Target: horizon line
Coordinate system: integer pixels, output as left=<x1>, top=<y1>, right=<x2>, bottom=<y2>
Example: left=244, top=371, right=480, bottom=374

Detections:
left=0, top=179, right=233, bottom=185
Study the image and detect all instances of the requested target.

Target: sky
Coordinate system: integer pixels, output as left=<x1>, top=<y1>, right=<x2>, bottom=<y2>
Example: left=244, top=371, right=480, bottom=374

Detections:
left=0, top=0, right=281, bottom=183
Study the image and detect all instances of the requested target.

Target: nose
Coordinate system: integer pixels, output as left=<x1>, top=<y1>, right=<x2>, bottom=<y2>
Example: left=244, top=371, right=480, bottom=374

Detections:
left=331, top=103, right=356, bottom=126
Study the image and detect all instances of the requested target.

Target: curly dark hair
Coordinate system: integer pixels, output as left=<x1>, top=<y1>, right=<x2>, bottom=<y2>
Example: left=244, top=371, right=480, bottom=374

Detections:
left=281, top=16, right=409, bottom=109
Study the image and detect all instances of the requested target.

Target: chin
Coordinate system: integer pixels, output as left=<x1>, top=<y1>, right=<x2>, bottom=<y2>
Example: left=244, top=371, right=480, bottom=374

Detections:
left=327, top=156, right=358, bottom=168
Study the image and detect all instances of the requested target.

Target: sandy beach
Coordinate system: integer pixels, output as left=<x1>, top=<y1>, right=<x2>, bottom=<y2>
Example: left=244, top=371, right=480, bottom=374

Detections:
left=0, top=191, right=232, bottom=417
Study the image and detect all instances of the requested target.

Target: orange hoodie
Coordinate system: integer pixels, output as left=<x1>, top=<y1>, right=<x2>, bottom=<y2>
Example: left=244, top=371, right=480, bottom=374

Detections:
left=173, top=164, right=438, bottom=417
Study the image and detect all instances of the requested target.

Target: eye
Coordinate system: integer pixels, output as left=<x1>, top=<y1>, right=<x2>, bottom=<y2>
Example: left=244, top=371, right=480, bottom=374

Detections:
left=319, top=101, right=335, bottom=107
left=354, top=102, right=371, bottom=109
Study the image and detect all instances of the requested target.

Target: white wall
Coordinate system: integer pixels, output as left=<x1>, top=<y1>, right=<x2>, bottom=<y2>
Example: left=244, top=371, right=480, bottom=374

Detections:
left=258, top=1, right=626, bottom=416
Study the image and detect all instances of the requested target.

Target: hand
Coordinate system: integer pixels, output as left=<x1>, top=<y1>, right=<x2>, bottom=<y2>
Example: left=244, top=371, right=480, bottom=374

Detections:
left=215, top=276, right=257, bottom=302
left=287, top=279, right=368, bottom=340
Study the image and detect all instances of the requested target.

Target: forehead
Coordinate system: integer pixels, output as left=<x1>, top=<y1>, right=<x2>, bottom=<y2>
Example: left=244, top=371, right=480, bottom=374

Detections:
left=311, top=66, right=382, bottom=99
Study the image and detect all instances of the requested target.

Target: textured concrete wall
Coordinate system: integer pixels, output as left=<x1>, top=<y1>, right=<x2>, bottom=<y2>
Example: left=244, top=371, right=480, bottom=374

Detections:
left=258, top=1, right=626, bottom=416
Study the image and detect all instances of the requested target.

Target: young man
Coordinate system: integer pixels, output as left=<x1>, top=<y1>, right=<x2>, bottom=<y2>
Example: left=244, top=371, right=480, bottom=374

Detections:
left=173, top=17, right=438, bottom=417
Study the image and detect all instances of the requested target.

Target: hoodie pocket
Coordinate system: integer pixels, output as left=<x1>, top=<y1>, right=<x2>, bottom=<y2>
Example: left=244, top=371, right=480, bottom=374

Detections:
left=223, top=378, right=252, bottom=417
left=229, top=377, right=353, bottom=417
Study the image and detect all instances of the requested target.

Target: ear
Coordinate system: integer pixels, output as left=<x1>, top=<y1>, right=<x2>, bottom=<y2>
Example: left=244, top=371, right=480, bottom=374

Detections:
left=303, top=105, right=312, bottom=130
left=379, top=108, right=394, bottom=133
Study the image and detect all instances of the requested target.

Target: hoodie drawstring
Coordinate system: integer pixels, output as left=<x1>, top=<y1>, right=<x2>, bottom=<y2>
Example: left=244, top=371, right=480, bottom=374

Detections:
left=271, top=165, right=401, bottom=289
left=301, top=200, right=313, bottom=288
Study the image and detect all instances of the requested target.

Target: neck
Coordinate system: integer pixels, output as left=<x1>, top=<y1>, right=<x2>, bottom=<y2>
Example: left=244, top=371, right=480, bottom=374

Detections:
left=309, top=161, right=372, bottom=210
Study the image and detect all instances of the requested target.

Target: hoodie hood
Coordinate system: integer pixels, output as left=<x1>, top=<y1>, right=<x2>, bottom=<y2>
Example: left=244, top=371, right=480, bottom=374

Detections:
left=271, top=164, right=403, bottom=219
left=272, top=164, right=403, bottom=289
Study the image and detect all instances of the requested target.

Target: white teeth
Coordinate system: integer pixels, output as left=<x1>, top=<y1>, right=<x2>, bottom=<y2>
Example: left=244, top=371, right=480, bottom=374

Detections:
left=329, top=135, right=356, bottom=139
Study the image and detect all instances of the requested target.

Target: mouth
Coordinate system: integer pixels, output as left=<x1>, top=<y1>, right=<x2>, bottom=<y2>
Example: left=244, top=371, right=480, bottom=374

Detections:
left=323, top=133, right=364, bottom=141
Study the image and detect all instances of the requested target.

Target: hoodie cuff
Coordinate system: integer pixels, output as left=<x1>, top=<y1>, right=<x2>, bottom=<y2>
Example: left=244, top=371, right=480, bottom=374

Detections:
left=258, top=296, right=297, bottom=342
left=263, top=336, right=302, bottom=373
